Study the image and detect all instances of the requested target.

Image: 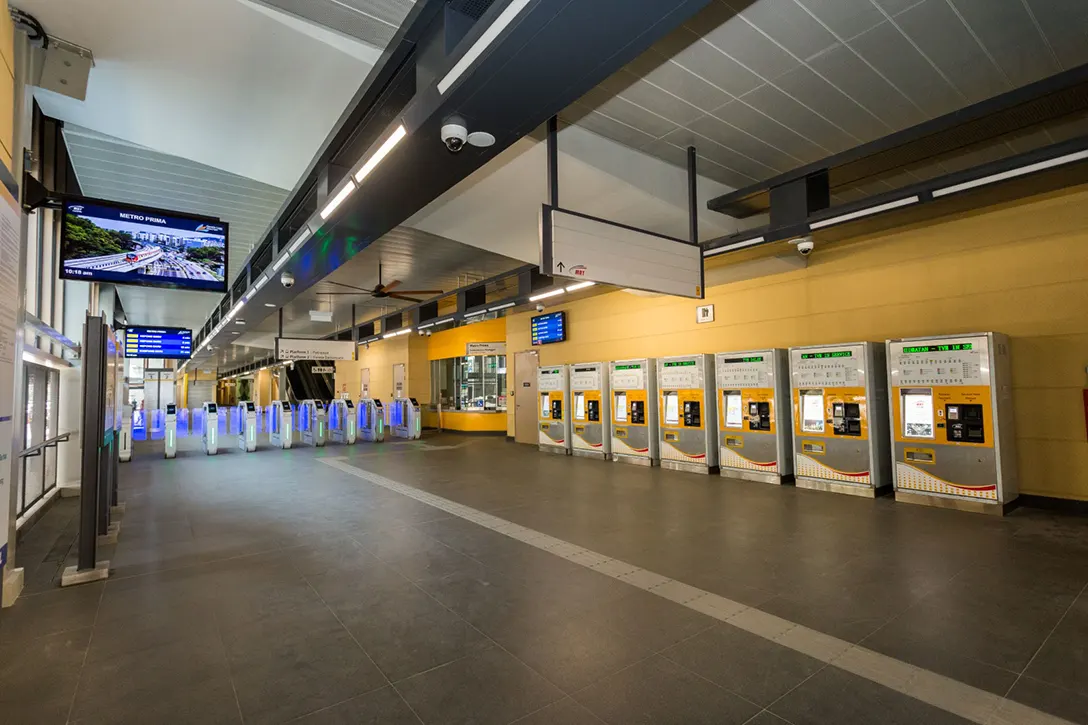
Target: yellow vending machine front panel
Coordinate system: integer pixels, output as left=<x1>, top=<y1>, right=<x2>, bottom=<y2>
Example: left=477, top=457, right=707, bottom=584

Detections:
left=657, top=355, right=718, bottom=474
left=570, top=362, right=610, bottom=460
left=537, top=366, right=571, bottom=454
left=789, top=343, right=890, bottom=497
left=715, top=349, right=793, bottom=484
left=609, top=359, right=658, bottom=465
left=888, top=333, right=1017, bottom=513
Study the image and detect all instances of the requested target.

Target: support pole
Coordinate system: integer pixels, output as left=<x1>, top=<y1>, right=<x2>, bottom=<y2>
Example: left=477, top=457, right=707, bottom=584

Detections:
left=547, top=116, right=559, bottom=208
left=278, top=307, right=284, bottom=339
left=687, top=146, right=698, bottom=245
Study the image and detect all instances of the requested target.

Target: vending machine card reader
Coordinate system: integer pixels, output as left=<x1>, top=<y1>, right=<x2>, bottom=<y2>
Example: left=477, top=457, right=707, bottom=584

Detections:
left=269, top=400, right=293, bottom=449
left=301, top=400, right=326, bottom=447
left=330, top=399, right=357, bottom=444
left=888, top=333, right=1017, bottom=513
left=571, top=362, right=611, bottom=460
left=537, top=366, right=571, bottom=455
left=236, top=402, right=258, bottom=452
left=715, top=349, right=792, bottom=484
left=788, top=343, right=890, bottom=496
left=359, top=398, right=385, bottom=442
left=609, top=359, right=658, bottom=465
left=163, top=404, right=177, bottom=459
left=202, top=402, right=219, bottom=455
left=657, top=355, right=718, bottom=474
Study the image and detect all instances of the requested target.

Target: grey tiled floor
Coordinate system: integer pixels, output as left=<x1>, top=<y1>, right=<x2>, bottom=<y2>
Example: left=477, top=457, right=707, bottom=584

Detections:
left=1, top=433, right=1087, bottom=724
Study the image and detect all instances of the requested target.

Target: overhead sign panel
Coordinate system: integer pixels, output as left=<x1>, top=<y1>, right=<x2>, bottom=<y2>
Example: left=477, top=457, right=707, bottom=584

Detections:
left=540, top=206, right=703, bottom=299
left=276, top=338, right=356, bottom=361
left=124, top=326, right=192, bottom=359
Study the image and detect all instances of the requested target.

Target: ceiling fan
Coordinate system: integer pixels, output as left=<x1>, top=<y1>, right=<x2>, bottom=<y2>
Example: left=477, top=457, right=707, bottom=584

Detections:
left=327, top=264, right=443, bottom=304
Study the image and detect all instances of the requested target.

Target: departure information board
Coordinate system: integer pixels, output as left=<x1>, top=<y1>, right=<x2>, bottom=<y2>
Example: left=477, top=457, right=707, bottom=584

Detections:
left=531, top=311, right=566, bottom=345
left=124, top=326, right=192, bottom=359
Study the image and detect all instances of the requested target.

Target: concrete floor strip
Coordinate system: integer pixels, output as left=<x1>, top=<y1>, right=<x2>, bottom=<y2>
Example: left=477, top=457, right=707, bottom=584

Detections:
left=319, top=457, right=1076, bottom=725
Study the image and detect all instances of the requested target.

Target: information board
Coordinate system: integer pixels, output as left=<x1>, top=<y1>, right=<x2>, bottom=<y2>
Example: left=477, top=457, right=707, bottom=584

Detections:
left=124, top=327, right=192, bottom=359
left=531, top=311, right=566, bottom=346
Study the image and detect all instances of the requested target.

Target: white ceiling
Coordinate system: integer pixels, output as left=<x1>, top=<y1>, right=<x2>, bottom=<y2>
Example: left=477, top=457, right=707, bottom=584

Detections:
left=21, top=0, right=379, bottom=189
left=568, top=0, right=1088, bottom=191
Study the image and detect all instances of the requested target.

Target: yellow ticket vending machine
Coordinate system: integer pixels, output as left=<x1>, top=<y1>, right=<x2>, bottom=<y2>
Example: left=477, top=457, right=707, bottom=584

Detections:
left=657, top=354, right=719, bottom=474
left=715, top=349, right=793, bottom=485
left=609, top=359, right=658, bottom=466
left=789, top=343, right=890, bottom=497
left=887, top=333, right=1017, bottom=514
left=538, top=365, right=571, bottom=455
left=570, top=362, right=611, bottom=460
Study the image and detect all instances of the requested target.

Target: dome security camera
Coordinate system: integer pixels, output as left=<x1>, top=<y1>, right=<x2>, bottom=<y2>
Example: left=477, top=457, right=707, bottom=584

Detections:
left=280, top=271, right=295, bottom=288
left=791, top=236, right=815, bottom=256
left=441, top=123, right=468, bottom=152
left=535, top=303, right=545, bottom=312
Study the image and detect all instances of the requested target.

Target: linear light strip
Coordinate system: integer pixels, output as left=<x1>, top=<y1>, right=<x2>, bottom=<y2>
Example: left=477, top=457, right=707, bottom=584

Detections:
left=437, top=0, right=533, bottom=95
left=703, top=236, right=765, bottom=257
left=932, top=149, right=1088, bottom=198
left=489, top=302, right=516, bottom=312
left=565, top=281, right=595, bottom=292
left=529, top=288, right=564, bottom=302
left=355, top=125, right=407, bottom=183
left=809, top=196, right=920, bottom=230
left=464, top=309, right=488, bottom=318
left=320, top=181, right=357, bottom=220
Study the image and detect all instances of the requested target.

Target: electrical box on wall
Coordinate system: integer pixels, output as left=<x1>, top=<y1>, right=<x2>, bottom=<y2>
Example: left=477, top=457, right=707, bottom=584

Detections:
left=40, top=37, right=94, bottom=101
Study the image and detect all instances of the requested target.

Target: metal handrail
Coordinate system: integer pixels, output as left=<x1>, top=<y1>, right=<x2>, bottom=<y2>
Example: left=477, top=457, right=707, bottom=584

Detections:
left=18, top=431, right=72, bottom=458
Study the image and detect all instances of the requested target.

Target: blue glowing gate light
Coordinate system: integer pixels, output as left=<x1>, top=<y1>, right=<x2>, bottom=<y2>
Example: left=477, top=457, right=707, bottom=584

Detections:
left=192, top=408, right=205, bottom=435
left=150, top=409, right=166, bottom=440
left=132, top=409, right=147, bottom=441
left=218, top=412, right=227, bottom=435
left=178, top=407, right=191, bottom=437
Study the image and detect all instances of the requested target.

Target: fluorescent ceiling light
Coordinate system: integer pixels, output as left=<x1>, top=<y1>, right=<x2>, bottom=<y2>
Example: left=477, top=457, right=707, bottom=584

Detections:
left=565, top=281, right=595, bottom=292
left=272, top=254, right=289, bottom=272
left=382, top=328, right=414, bottom=339
left=703, top=235, right=765, bottom=257
left=355, top=125, right=407, bottom=184
left=417, top=321, right=435, bottom=330
left=433, top=318, right=454, bottom=327
left=397, top=328, right=413, bottom=336
left=932, top=149, right=1088, bottom=198
left=253, top=274, right=269, bottom=291
left=809, top=196, right=920, bottom=230
left=229, top=301, right=244, bottom=318
left=320, top=181, right=357, bottom=220
left=464, top=309, right=487, bottom=318
left=437, top=0, right=533, bottom=95
left=489, top=301, right=516, bottom=311
left=529, top=288, right=564, bottom=302
left=264, top=303, right=276, bottom=308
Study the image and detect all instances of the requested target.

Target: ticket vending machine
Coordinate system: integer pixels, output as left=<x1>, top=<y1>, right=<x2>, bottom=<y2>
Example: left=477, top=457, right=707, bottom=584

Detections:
left=202, top=402, right=219, bottom=455
left=538, top=365, right=571, bottom=455
left=609, top=359, right=658, bottom=465
left=359, top=398, right=385, bottom=442
left=236, top=402, right=258, bottom=452
left=391, top=398, right=422, bottom=440
left=330, top=399, right=357, bottom=444
left=715, top=349, right=793, bottom=484
left=789, top=342, right=890, bottom=497
left=301, top=400, right=326, bottom=447
left=120, top=403, right=133, bottom=462
left=887, top=333, right=1017, bottom=514
left=269, top=400, right=293, bottom=449
left=570, top=362, right=611, bottom=460
left=163, top=404, right=178, bottom=459
left=657, top=355, right=718, bottom=474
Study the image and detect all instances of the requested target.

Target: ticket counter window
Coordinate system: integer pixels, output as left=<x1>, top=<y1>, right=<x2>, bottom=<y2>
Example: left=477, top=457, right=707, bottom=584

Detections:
left=431, top=355, right=507, bottom=412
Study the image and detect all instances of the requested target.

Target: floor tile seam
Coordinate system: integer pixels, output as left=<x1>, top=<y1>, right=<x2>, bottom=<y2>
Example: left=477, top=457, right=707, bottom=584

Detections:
left=63, top=580, right=108, bottom=725
left=300, top=576, right=427, bottom=725
left=505, top=696, right=607, bottom=725
left=340, top=525, right=581, bottom=703
left=209, top=605, right=249, bottom=725
left=318, top=459, right=1079, bottom=725
left=1000, top=579, right=1088, bottom=700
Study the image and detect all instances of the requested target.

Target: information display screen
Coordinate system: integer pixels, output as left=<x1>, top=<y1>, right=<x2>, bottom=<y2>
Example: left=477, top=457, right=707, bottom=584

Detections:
left=801, top=390, right=825, bottom=433
left=614, top=392, right=627, bottom=422
left=614, top=364, right=641, bottom=371
left=124, top=326, right=192, bottom=359
left=60, top=198, right=228, bottom=292
left=664, top=360, right=697, bottom=367
left=574, top=392, right=586, bottom=421
left=720, top=356, right=765, bottom=364
left=903, top=391, right=935, bottom=438
left=903, top=343, right=973, bottom=354
left=801, top=351, right=852, bottom=359
left=531, top=312, right=566, bottom=345
left=724, top=392, right=743, bottom=428
left=663, top=392, right=680, bottom=426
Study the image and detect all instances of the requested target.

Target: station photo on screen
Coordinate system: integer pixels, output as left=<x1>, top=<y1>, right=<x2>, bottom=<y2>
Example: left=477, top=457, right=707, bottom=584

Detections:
left=60, top=199, right=228, bottom=293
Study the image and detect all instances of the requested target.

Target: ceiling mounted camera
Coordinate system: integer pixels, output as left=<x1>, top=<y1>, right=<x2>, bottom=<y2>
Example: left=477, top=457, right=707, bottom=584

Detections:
left=441, top=116, right=496, bottom=153
left=280, top=271, right=295, bottom=288
left=790, top=236, right=815, bottom=256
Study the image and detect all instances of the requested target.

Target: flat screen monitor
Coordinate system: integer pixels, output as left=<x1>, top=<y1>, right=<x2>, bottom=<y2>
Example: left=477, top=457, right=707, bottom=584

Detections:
left=123, top=326, right=192, bottom=359
left=60, top=198, right=228, bottom=292
left=531, top=311, right=566, bottom=345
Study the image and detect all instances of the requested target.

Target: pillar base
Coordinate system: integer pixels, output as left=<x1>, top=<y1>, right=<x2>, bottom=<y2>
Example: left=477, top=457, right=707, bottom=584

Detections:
left=61, top=561, right=110, bottom=587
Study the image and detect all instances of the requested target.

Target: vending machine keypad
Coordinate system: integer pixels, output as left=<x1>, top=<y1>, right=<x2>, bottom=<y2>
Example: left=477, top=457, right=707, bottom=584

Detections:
left=630, top=400, right=645, bottom=425
left=748, top=402, right=771, bottom=431
left=832, top=402, right=862, bottom=436
left=683, top=401, right=701, bottom=427
left=587, top=400, right=600, bottom=422
left=551, top=399, right=563, bottom=420
left=946, top=404, right=985, bottom=443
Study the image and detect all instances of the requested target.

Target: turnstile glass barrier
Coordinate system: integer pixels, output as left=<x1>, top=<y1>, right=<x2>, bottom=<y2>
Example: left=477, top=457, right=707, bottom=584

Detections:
left=132, top=409, right=148, bottom=441
left=149, top=408, right=166, bottom=440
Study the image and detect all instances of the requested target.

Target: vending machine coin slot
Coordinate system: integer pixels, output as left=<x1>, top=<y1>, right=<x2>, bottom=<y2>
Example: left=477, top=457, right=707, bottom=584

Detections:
left=551, top=399, right=563, bottom=421
left=946, top=403, right=984, bottom=443
left=630, top=400, right=645, bottom=425
left=833, top=402, right=863, bottom=437
left=683, top=400, right=701, bottom=427
left=748, top=402, right=771, bottom=431
left=587, top=399, right=600, bottom=422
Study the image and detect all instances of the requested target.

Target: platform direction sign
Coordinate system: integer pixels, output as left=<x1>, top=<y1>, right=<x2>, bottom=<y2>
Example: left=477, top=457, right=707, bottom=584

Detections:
left=539, top=205, right=704, bottom=299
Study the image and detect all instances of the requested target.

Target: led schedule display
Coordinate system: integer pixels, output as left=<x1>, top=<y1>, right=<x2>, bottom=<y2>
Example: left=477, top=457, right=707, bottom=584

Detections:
left=531, top=311, right=567, bottom=345
left=801, top=351, right=853, bottom=359
left=903, top=343, right=973, bottom=354
left=124, top=326, right=192, bottom=359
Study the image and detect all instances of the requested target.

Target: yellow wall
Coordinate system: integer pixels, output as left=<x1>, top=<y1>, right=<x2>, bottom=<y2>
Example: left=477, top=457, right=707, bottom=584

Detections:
left=427, top=318, right=506, bottom=360
left=507, top=185, right=1088, bottom=501
left=337, top=334, right=412, bottom=402
left=0, top=0, right=13, bottom=172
